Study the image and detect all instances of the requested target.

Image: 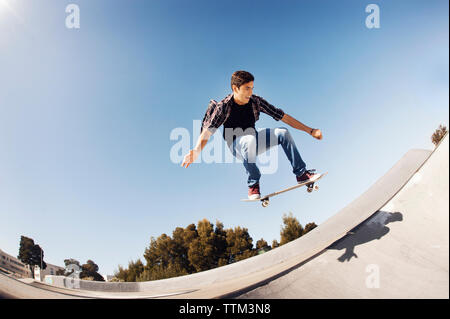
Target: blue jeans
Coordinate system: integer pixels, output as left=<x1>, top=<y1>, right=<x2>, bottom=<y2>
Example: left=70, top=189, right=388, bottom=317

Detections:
left=227, top=127, right=307, bottom=187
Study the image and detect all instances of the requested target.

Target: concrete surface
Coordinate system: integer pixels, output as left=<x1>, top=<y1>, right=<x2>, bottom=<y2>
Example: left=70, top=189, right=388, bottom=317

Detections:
left=1, top=134, right=448, bottom=299
left=239, top=134, right=448, bottom=299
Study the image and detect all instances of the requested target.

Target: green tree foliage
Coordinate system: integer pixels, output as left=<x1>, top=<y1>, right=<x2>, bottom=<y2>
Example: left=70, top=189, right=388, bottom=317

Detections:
left=256, top=238, right=269, bottom=250
left=280, top=213, right=304, bottom=245
left=188, top=219, right=217, bottom=272
left=117, top=215, right=317, bottom=282
left=140, top=231, right=191, bottom=281
left=225, top=226, right=256, bottom=262
left=303, top=222, right=318, bottom=235
left=213, top=221, right=228, bottom=267
left=131, top=220, right=257, bottom=281
left=271, top=240, right=280, bottom=249
left=80, top=260, right=104, bottom=281
left=18, top=236, right=47, bottom=278
left=171, top=226, right=196, bottom=273
left=431, top=124, right=448, bottom=147
left=279, top=214, right=318, bottom=246
left=18, top=236, right=34, bottom=265
left=114, top=259, right=144, bottom=282
left=114, top=265, right=127, bottom=282
left=256, top=239, right=271, bottom=255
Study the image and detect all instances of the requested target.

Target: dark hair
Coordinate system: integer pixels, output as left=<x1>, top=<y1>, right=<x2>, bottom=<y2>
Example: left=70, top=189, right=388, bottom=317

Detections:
left=231, top=70, right=254, bottom=89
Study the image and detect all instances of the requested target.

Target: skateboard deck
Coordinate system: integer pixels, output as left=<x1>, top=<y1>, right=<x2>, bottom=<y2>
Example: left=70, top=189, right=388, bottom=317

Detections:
left=241, top=172, right=328, bottom=207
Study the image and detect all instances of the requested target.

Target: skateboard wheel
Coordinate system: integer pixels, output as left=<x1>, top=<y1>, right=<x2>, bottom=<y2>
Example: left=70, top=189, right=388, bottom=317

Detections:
left=314, top=185, right=319, bottom=191
left=262, top=200, right=269, bottom=208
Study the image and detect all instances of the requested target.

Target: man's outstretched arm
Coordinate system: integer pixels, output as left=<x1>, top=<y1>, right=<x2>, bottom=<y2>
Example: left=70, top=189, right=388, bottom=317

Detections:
left=181, top=128, right=213, bottom=168
left=281, top=113, right=323, bottom=140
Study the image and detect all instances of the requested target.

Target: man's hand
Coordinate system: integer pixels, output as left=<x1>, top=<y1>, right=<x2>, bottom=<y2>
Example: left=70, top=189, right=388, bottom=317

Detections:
left=311, top=129, right=323, bottom=140
left=181, top=149, right=200, bottom=168
left=180, top=128, right=212, bottom=168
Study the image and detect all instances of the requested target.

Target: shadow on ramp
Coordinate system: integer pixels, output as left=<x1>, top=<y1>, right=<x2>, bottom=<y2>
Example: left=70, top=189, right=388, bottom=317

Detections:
left=328, top=211, right=403, bottom=262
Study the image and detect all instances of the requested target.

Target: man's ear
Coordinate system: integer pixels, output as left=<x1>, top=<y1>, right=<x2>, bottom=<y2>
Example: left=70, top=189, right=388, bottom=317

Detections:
left=231, top=84, right=238, bottom=94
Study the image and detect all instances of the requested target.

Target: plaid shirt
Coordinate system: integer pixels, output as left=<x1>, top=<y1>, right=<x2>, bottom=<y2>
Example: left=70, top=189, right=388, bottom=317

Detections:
left=201, top=93, right=285, bottom=134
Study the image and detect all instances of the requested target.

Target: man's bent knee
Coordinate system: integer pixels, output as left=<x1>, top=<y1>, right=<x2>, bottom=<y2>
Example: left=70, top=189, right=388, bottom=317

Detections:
left=239, top=135, right=257, bottom=161
left=274, top=127, right=292, bottom=142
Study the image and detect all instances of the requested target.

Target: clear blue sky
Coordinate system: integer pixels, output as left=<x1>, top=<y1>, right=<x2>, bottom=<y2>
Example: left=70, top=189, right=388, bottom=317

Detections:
left=0, top=0, right=448, bottom=276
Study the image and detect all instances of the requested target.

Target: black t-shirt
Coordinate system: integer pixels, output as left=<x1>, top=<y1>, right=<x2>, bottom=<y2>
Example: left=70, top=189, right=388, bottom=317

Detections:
left=222, top=97, right=256, bottom=142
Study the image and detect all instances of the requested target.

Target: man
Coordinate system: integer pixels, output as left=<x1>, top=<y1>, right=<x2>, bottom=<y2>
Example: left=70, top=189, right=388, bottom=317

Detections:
left=181, top=70, right=323, bottom=200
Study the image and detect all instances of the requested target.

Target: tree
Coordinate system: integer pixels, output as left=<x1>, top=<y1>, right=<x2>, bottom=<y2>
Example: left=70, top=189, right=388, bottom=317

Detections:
left=113, top=265, right=128, bottom=282
left=431, top=124, right=448, bottom=147
left=303, top=222, right=318, bottom=235
left=18, top=236, right=47, bottom=279
left=171, top=226, right=195, bottom=273
left=129, top=259, right=144, bottom=281
left=256, top=238, right=269, bottom=250
left=80, top=260, right=104, bottom=281
left=122, top=219, right=273, bottom=281
left=30, top=245, right=46, bottom=269
left=280, top=213, right=304, bottom=245
left=144, top=234, right=176, bottom=271
left=116, top=259, right=144, bottom=282
left=271, top=240, right=280, bottom=249
left=226, top=226, right=256, bottom=262
left=138, top=262, right=187, bottom=282
left=213, top=220, right=228, bottom=267
left=142, top=231, right=191, bottom=281
left=188, top=219, right=216, bottom=272
left=255, top=239, right=271, bottom=254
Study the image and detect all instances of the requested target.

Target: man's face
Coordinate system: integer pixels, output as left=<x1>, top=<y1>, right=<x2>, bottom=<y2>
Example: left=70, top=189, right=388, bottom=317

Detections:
left=232, top=81, right=254, bottom=105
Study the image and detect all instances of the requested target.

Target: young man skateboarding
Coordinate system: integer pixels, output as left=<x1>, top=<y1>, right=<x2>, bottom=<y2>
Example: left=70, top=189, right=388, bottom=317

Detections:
left=181, top=70, right=323, bottom=200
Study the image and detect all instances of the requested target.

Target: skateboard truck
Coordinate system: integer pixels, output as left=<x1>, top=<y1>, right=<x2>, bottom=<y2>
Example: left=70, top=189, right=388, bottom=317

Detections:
left=307, top=183, right=319, bottom=193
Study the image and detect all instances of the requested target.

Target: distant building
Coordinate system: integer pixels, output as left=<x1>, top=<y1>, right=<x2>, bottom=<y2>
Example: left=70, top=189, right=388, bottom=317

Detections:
left=0, top=248, right=64, bottom=281
left=34, top=263, right=65, bottom=282
left=0, top=248, right=32, bottom=278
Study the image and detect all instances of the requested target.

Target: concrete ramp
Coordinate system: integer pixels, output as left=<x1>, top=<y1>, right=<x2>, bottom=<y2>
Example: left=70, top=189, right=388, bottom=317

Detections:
left=1, top=135, right=448, bottom=299
left=239, top=134, right=448, bottom=298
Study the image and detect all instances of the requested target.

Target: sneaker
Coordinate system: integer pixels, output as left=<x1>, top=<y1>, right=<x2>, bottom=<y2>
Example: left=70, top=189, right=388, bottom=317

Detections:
left=248, top=183, right=261, bottom=200
left=296, top=169, right=319, bottom=184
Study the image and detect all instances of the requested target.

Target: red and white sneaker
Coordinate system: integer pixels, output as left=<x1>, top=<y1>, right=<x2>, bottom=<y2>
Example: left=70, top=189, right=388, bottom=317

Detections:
left=296, top=169, right=320, bottom=184
left=248, top=183, right=261, bottom=200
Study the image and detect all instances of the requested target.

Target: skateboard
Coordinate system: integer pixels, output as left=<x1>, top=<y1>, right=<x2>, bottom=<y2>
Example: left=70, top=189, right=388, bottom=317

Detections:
left=241, top=172, right=328, bottom=207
